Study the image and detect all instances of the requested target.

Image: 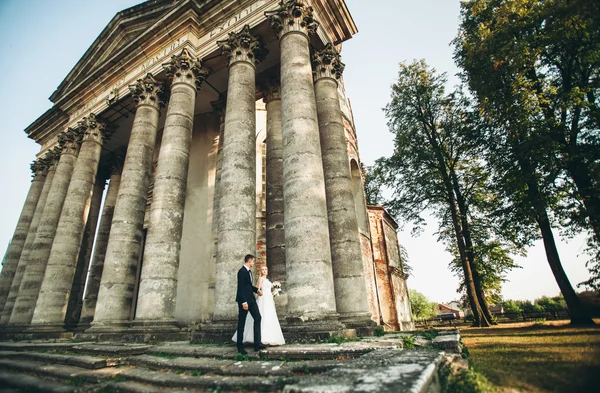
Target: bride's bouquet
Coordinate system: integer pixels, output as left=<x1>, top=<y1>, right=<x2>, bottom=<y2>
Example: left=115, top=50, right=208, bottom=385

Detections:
left=272, top=281, right=282, bottom=296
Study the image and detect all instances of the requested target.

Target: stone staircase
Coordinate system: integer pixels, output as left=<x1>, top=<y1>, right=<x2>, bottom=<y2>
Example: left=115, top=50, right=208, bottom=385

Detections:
left=0, top=332, right=460, bottom=392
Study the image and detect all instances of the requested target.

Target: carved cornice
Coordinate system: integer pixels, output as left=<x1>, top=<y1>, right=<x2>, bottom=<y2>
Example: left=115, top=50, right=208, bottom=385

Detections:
left=312, top=43, right=344, bottom=82
left=163, top=48, right=209, bottom=90
left=265, top=0, right=319, bottom=40
left=129, top=73, right=168, bottom=110
left=78, top=113, right=115, bottom=144
left=217, top=25, right=267, bottom=67
left=57, top=128, right=82, bottom=156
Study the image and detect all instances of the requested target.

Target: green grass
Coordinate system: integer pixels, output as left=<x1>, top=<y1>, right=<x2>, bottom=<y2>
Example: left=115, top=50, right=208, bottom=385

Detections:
left=461, top=320, right=600, bottom=393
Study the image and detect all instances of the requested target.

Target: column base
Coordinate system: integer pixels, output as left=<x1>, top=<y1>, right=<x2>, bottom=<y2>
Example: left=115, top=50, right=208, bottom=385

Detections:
left=86, top=320, right=131, bottom=334
left=0, top=323, right=73, bottom=341
left=339, top=312, right=377, bottom=337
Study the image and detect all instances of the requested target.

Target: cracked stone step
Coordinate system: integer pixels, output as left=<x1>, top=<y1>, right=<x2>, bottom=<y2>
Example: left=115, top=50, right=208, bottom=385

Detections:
left=260, top=341, right=400, bottom=360
left=0, top=341, right=87, bottom=352
left=0, top=370, right=77, bottom=393
left=70, top=343, right=153, bottom=356
left=282, top=349, right=444, bottom=393
left=149, top=344, right=244, bottom=359
left=0, top=358, right=126, bottom=384
left=0, top=350, right=125, bottom=369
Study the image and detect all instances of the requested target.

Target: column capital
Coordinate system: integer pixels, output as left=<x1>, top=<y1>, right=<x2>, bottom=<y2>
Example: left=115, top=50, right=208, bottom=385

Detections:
left=30, top=158, right=48, bottom=179
left=164, top=48, right=209, bottom=90
left=57, top=128, right=82, bottom=156
left=265, top=0, right=319, bottom=40
left=78, top=113, right=114, bottom=144
left=211, top=96, right=227, bottom=124
left=312, top=43, right=345, bottom=82
left=129, top=73, right=168, bottom=110
left=259, top=77, right=281, bottom=103
left=217, top=25, right=267, bottom=67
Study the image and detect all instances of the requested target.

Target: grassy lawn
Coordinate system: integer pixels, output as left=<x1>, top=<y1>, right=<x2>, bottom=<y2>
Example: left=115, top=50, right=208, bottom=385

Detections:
left=460, top=320, right=600, bottom=393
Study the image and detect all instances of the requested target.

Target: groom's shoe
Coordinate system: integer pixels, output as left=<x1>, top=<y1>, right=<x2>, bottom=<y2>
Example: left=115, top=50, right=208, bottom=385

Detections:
left=237, top=347, right=248, bottom=355
left=254, top=343, right=267, bottom=351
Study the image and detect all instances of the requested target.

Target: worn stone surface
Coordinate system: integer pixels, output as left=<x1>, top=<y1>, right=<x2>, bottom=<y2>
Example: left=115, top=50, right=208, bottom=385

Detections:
left=92, top=74, right=165, bottom=329
left=135, top=50, right=207, bottom=324
left=1, top=160, right=56, bottom=325
left=10, top=131, right=80, bottom=325
left=0, top=370, right=77, bottom=393
left=79, top=164, right=122, bottom=327
left=313, top=44, right=371, bottom=324
left=268, top=2, right=337, bottom=322
left=283, top=349, right=444, bottom=393
left=31, top=114, right=110, bottom=326
left=213, top=26, right=262, bottom=320
left=0, top=350, right=124, bottom=369
left=432, top=333, right=462, bottom=353
left=0, top=163, right=46, bottom=315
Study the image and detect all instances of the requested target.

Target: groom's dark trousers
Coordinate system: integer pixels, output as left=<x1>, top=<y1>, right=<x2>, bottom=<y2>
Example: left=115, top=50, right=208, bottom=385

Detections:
left=236, top=266, right=261, bottom=350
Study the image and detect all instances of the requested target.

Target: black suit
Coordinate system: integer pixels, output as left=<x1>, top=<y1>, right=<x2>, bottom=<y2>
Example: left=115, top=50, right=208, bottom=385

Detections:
left=236, top=266, right=262, bottom=350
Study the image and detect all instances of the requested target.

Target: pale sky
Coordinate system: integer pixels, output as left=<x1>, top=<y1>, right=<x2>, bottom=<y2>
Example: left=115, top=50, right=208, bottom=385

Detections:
left=0, top=0, right=591, bottom=305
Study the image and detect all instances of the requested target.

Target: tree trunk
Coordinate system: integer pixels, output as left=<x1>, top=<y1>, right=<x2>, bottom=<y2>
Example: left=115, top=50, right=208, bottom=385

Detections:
left=450, top=170, right=496, bottom=324
left=518, top=153, right=595, bottom=325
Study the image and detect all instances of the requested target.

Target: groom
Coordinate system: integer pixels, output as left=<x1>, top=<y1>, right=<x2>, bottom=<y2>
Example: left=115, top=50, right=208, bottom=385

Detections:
left=236, top=254, right=266, bottom=354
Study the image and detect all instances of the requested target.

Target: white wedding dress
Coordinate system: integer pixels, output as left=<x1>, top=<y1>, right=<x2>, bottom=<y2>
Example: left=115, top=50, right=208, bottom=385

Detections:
left=232, top=277, right=285, bottom=346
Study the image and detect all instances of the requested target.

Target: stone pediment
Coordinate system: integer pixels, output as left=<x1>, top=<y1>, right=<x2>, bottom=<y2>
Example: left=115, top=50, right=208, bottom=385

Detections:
left=49, top=0, right=177, bottom=103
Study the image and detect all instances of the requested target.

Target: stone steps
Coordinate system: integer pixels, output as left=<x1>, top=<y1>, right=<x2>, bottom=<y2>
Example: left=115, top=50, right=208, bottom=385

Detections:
left=0, top=332, right=460, bottom=392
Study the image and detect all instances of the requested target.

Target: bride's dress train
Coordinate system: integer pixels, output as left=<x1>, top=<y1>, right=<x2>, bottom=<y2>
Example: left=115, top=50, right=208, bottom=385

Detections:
left=232, top=277, right=285, bottom=345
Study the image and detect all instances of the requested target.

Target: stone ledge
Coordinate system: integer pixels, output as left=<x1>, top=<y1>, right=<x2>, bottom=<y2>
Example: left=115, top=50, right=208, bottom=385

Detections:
left=0, top=350, right=124, bottom=369
left=0, top=370, right=77, bottom=393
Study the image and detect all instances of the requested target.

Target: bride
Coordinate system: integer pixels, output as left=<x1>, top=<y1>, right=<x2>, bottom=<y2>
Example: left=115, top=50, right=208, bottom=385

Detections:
left=232, top=266, right=285, bottom=346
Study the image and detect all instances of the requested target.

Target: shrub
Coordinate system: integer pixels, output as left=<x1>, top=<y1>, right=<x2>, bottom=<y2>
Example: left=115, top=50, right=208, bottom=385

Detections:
left=445, top=368, right=496, bottom=393
left=534, top=318, right=546, bottom=326
left=402, top=335, right=416, bottom=349
left=374, top=326, right=386, bottom=337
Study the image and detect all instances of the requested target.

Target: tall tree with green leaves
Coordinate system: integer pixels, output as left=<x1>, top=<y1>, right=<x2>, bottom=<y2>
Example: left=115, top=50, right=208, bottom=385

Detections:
left=375, top=60, right=524, bottom=326
left=455, top=0, right=598, bottom=324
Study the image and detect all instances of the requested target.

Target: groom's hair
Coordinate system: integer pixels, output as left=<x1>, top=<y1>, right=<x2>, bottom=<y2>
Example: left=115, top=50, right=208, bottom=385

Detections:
left=244, top=254, right=255, bottom=263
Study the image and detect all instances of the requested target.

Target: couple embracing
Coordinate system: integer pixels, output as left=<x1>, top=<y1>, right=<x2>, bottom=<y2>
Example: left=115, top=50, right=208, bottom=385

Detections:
left=232, top=254, right=285, bottom=354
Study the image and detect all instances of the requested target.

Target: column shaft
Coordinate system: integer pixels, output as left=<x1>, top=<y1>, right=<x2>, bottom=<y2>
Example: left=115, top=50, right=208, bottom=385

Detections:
left=79, top=170, right=121, bottom=326
left=269, top=13, right=337, bottom=317
left=10, top=133, right=80, bottom=325
left=263, top=85, right=286, bottom=295
left=0, top=166, right=46, bottom=313
left=1, top=160, right=56, bottom=324
left=135, top=49, right=207, bottom=323
left=313, top=45, right=370, bottom=318
left=64, top=177, right=106, bottom=327
left=213, top=26, right=263, bottom=320
left=31, top=114, right=110, bottom=326
left=91, top=74, right=164, bottom=328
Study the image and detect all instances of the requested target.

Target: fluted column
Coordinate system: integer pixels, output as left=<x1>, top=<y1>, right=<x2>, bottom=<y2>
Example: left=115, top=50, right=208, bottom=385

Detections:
left=90, top=74, right=166, bottom=330
left=261, top=78, right=287, bottom=311
left=313, top=44, right=371, bottom=323
left=64, top=169, right=108, bottom=328
left=30, top=114, right=112, bottom=328
left=0, top=159, right=48, bottom=314
left=266, top=1, right=339, bottom=322
left=1, top=152, right=58, bottom=324
left=212, top=25, right=266, bottom=320
left=10, top=130, right=81, bottom=325
left=134, top=49, right=208, bottom=326
left=78, top=154, right=123, bottom=327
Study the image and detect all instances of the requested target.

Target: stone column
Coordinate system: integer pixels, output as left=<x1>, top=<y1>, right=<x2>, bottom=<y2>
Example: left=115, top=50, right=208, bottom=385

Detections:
left=0, top=159, right=48, bottom=314
left=0, top=152, right=57, bottom=325
left=10, top=130, right=81, bottom=325
left=266, top=1, right=340, bottom=326
left=209, top=97, right=226, bottom=319
left=212, top=25, right=266, bottom=321
left=78, top=154, right=123, bottom=328
left=64, top=169, right=108, bottom=328
left=90, top=74, right=166, bottom=330
left=134, top=49, right=208, bottom=326
left=30, top=114, right=112, bottom=328
left=313, top=44, right=371, bottom=326
left=261, top=78, right=287, bottom=312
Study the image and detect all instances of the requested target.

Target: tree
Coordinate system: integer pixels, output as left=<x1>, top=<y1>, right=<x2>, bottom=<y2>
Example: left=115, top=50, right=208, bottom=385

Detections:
left=455, top=0, right=597, bottom=325
left=503, top=300, right=523, bottom=314
left=374, top=60, right=523, bottom=326
left=408, top=289, right=436, bottom=320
